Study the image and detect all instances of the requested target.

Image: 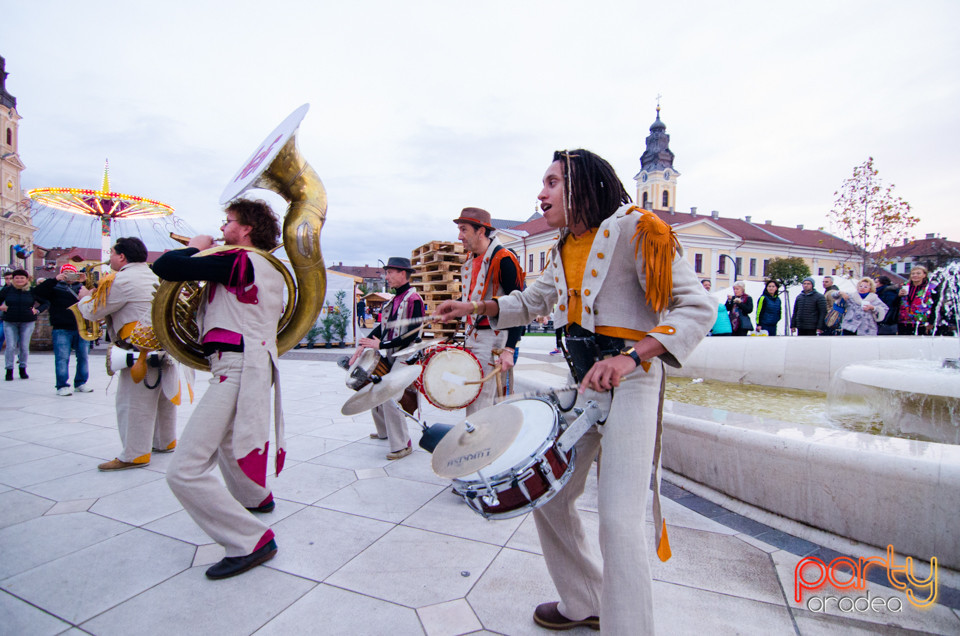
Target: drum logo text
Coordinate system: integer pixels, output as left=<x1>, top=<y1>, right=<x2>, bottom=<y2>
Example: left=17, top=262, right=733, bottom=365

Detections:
left=446, top=448, right=491, bottom=467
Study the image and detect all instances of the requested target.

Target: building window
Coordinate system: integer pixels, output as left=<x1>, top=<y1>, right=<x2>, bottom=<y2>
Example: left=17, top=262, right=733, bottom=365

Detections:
left=763, top=259, right=769, bottom=276
left=5, top=128, right=10, bottom=145
left=832, top=268, right=837, bottom=275
left=662, top=191, right=669, bottom=208
left=540, top=252, right=546, bottom=271
left=749, top=258, right=756, bottom=277
left=694, top=253, right=703, bottom=273
left=642, top=192, right=649, bottom=207
left=735, top=257, right=742, bottom=275
left=818, top=267, right=824, bottom=275
left=903, top=262, right=911, bottom=272
left=718, top=257, right=725, bottom=274
left=529, top=254, right=534, bottom=272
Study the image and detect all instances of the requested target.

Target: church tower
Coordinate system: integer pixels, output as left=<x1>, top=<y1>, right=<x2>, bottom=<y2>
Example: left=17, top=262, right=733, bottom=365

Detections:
left=1, top=55, right=34, bottom=273
left=1, top=55, right=25, bottom=215
left=633, top=105, right=679, bottom=211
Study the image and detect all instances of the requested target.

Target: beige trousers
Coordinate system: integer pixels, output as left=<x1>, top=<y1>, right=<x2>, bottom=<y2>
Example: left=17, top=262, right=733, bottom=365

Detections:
left=465, top=327, right=507, bottom=415
left=533, top=363, right=660, bottom=635
left=115, top=365, right=177, bottom=463
left=166, top=352, right=273, bottom=557
left=371, top=399, right=411, bottom=453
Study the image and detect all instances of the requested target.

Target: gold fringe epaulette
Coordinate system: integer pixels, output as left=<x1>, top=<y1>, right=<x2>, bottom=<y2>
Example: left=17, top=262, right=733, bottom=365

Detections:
left=90, top=273, right=116, bottom=312
left=628, top=206, right=679, bottom=312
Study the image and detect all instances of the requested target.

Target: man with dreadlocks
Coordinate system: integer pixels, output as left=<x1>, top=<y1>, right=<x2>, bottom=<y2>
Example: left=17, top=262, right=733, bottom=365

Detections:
left=435, top=149, right=713, bottom=633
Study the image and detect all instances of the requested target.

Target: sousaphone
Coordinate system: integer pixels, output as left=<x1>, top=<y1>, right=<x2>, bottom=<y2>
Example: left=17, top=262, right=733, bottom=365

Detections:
left=151, top=104, right=327, bottom=370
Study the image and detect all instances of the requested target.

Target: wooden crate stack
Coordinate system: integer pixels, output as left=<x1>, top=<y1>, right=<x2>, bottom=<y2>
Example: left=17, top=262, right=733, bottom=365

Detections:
left=410, top=240, right=465, bottom=340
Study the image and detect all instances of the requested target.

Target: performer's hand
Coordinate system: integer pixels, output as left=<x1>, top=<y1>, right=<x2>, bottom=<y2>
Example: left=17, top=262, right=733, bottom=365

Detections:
left=78, top=287, right=91, bottom=299
left=498, top=349, right=515, bottom=372
left=358, top=336, right=381, bottom=350
left=31, top=307, right=38, bottom=315
left=188, top=234, right=215, bottom=250
left=580, top=355, right=636, bottom=393
left=348, top=348, right=363, bottom=366
left=0, top=304, right=6, bottom=312
left=434, top=300, right=472, bottom=322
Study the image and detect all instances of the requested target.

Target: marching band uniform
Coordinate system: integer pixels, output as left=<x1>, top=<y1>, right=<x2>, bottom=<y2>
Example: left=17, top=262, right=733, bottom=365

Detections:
left=365, top=260, right=424, bottom=457
left=77, top=262, right=177, bottom=468
left=155, top=248, right=285, bottom=565
left=457, top=212, right=523, bottom=414
left=492, top=205, right=714, bottom=634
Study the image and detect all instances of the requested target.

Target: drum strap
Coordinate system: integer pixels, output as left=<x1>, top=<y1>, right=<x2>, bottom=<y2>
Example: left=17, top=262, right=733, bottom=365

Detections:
left=652, top=359, right=671, bottom=562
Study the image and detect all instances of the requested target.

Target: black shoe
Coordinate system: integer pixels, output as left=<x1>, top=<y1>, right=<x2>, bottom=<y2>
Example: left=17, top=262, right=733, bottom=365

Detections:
left=205, top=539, right=278, bottom=580
left=18, top=367, right=27, bottom=379
left=246, top=500, right=276, bottom=514
left=4, top=369, right=12, bottom=381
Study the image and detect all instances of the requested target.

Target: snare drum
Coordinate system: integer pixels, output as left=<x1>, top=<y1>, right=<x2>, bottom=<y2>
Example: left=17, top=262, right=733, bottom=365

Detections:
left=451, top=398, right=575, bottom=520
left=417, top=345, right=484, bottom=410
left=345, top=348, right=392, bottom=391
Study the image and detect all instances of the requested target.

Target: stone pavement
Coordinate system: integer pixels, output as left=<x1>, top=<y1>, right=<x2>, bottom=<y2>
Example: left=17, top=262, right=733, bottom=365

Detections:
left=1, top=347, right=958, bottom=635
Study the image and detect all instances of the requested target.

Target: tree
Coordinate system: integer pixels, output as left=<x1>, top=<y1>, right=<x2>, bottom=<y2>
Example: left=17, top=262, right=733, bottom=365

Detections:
left=766, top=257, right=810, bottom=288
left=332, top=289, right=351, bottom=345
left=828, top=157, right=919, bottom=276
left=766, top=257, right=811, bottom=335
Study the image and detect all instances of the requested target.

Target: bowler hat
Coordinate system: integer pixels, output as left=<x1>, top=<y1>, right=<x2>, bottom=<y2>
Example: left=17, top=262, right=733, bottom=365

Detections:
left=384, top=257, right=415, bottom=272
left=452, top=207, right=494, bottom=230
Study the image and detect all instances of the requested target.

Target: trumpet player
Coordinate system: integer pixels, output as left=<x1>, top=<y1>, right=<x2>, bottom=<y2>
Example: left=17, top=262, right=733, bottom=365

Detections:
left=153, top=198, right=284, bottom=580
left=76, top=238, right=178, bottom=471
left=33, top=264, right=93, bottom=395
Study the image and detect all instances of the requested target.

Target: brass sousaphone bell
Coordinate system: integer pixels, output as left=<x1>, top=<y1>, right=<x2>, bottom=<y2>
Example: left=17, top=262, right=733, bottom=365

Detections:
left=151, top=105, right=328, bottom=371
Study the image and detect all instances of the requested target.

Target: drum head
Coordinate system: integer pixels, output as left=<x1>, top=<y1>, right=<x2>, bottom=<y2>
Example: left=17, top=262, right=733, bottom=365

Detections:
left=421, top=348, right=483, bottom=409
left=457, top=399, right=558, bottom=481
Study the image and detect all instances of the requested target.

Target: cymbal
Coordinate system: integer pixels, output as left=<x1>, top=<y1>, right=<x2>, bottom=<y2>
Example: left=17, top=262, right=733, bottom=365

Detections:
left=341, top=364, right=422, bottom=416
left=391, top=339, right=439, bottom=359
left=431, top=403, right=523, bottom=479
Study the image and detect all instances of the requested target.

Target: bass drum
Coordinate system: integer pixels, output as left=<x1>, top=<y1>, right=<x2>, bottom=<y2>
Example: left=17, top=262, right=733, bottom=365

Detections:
left=417, top=345, right=483, bottom=410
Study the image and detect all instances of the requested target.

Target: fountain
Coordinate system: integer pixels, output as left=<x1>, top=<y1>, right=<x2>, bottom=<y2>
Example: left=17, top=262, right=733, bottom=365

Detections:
left=829, top=262, right=960, bottom=443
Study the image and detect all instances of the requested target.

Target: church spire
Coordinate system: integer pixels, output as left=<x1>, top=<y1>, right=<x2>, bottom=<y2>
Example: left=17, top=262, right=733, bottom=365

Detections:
left=640, top=107, right=674, bottom=171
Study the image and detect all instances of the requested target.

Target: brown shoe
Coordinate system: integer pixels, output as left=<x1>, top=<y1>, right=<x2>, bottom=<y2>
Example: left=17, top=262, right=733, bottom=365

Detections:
left=533, top=602, right=599, bottom=631
left=369, top=433, right=387, bottom=440
left=98, top=458, right=149, bottom=471
left=386, top=446, right=412, bottom=460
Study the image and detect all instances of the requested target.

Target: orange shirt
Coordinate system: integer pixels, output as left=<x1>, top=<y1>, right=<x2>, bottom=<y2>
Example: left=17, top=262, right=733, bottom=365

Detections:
left=560, top=229, right=646, bottom=341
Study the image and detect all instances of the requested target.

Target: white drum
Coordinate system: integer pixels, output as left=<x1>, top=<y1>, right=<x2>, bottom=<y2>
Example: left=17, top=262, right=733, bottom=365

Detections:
left=451, top=398, right=575, bottom=520
left=418, top=345, right=483, bottom=410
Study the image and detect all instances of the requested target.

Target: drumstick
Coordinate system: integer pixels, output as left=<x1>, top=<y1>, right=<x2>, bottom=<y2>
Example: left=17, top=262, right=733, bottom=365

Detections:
left=441, top=364, right=502, bottom=386
left=381, top=315, right=435, bottom=331
left=493, top=384, right=579, bottom=404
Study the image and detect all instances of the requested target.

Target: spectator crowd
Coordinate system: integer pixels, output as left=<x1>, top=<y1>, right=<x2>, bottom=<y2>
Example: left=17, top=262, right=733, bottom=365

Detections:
left=700, top=266, right=956, bottom=337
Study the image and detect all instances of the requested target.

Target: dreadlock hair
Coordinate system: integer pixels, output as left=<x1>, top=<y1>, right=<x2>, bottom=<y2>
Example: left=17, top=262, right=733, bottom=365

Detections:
left=227, top=198, right=281, bottom=251
left=553, top=149, right=632, bottom=235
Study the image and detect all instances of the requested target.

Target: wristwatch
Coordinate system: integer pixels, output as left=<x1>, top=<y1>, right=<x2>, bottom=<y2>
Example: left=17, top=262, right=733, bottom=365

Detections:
left=620, top=346, right=642, bottom=368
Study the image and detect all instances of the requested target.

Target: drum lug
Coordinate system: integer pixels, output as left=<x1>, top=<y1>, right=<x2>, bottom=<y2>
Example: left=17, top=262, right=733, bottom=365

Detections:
left=514, top=476, right=533, bottom=503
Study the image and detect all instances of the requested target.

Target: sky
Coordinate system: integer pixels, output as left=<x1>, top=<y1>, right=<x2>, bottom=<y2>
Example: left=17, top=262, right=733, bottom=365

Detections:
left=4, top=0, right=959, bottom=266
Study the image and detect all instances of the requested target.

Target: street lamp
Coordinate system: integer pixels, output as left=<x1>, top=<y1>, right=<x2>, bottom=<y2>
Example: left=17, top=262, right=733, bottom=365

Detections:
left=718, top=254, right=739, bottom=283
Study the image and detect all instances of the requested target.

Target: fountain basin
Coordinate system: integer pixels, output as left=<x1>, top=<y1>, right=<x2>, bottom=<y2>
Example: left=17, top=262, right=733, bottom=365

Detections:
left=516, top=334, right=960, bottom=569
